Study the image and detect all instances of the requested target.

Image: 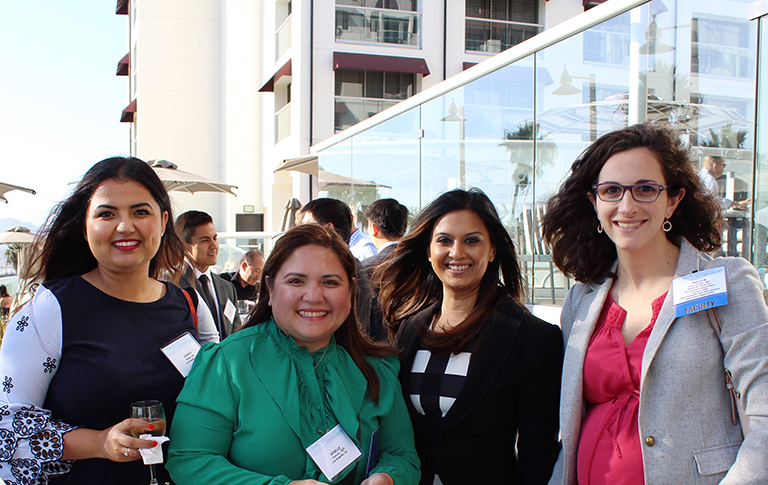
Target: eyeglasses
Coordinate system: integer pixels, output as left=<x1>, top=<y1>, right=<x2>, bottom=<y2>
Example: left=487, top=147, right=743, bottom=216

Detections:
left=592, top=182, right=669, bottom=203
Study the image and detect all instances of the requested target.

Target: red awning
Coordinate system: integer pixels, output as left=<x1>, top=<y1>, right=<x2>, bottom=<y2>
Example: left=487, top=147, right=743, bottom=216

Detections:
left=116, top=0, right=128, bottom=15
left=120, top=99, right=137, bottom=123
left=116, top=53, right=130, bottom=76
left=333, top=52, right=430, bottom=76
left=259, top=59, right=293, bottom=93
left=583, top=0, right=608, bottom=6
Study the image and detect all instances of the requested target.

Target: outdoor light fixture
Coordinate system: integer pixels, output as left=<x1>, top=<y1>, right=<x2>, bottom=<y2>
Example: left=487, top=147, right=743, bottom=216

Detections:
left=639, top=15, right=675, bottom=55
left=440, top=99, right=466, bottom=188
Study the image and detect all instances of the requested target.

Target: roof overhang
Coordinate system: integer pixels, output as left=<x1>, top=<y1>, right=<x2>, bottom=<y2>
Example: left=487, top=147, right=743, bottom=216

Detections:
left=259, top=59, right=293, bottom=93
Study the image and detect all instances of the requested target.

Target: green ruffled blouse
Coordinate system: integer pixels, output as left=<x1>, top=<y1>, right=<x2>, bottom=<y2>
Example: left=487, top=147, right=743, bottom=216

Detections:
left=167, top=318, right=420, bottom=485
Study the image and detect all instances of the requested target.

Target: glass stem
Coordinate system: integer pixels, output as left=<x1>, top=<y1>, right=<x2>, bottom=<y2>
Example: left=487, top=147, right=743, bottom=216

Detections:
left=149, top=463, right=159, bottom=485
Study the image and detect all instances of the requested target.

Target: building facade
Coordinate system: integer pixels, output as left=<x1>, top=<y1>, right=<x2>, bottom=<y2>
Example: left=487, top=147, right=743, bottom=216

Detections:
left=116, top=0, right=590, bottom=235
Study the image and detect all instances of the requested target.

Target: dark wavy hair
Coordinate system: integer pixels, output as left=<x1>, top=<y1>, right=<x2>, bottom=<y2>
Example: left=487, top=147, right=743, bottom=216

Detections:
left=298, top=198, right=353, bottom=244
left=242, top=224, right=396, bottom=403
left=22, top=157, right=185, bottom=288
left=376, top=188, right=525, bottom=352
left=541, top=122, right=721, bottom=283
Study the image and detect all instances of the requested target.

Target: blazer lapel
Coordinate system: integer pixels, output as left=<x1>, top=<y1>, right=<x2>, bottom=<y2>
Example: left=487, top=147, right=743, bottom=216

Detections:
left=438, top=299, right=522, bottom=429
left=395, top=303, right=436, bottom=404
left=640, top=239, right=701, bottom=385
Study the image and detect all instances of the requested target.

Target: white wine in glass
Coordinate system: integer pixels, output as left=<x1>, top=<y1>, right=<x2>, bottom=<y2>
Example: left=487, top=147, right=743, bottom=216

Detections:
left=130, top=400, right=166, bottom=485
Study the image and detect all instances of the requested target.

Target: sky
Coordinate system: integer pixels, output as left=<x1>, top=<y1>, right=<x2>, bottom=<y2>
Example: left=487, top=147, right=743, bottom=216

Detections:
left=0, top=1, right=129, bottom=229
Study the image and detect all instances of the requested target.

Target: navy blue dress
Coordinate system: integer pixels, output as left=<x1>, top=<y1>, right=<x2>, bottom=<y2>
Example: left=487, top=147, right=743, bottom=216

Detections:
left=42, top=276, right=196, bottom=485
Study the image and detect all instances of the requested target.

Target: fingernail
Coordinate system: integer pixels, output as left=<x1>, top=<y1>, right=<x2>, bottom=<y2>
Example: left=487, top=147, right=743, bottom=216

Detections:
left=152, top=441, right=158, bottom=447
left=147, top=424, right=155, bottom=430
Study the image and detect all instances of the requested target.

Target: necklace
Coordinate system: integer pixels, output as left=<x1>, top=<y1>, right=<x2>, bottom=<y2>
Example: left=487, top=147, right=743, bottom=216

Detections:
left=313, top=345, right=329, bottom=369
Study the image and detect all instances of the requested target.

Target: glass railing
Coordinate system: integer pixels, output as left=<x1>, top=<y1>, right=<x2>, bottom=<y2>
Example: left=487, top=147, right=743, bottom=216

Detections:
left=315, top=0, right=762, bottom=303
left=276, top=15, right=292, bottom=60
left=465, top=18, right=541, bottom=53
left=275, top=102, right=291, bottom=143
left=335, top=6, right=420, bottom=46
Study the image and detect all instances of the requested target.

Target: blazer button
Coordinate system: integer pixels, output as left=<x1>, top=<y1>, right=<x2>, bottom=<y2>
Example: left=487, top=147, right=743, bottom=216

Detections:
left=645, top=436, right=655, bottom=446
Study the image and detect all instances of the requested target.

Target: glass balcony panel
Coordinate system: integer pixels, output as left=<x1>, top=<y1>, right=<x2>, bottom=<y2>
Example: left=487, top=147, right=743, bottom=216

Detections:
left=335, top=6, right=420, bottom=46
left=335, top=98, right=400, bottom=132
left=465, top=18, right=540, bottom=53
left=275, top=103, right=291, bottom=143
left=276, top=15, right=291, bottom=60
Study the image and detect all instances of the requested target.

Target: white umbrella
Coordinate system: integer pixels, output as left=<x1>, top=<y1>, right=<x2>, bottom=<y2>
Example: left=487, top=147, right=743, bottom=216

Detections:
left=0, top=182, right=35, bottom=203
left=534, top=96, right=750, bottom=140
left=149, top=160, right=238, bottom=195
left=0, top=227, right=36, bottom=245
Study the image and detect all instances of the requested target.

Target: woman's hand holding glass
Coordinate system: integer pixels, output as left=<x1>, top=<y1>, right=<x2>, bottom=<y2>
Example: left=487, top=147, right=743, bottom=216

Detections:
left=97, top=418, right=159, bottom=462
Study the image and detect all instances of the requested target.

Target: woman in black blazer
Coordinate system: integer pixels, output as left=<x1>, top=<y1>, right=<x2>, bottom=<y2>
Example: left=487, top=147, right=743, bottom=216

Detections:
left=375, top=188, right=563, bottom=484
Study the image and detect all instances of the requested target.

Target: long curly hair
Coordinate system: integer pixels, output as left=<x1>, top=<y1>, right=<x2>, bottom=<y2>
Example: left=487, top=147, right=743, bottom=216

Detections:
left=376, top=188, right=525, bottom=352
left=541, top=122, right=721, bottom=284
left=242, top=224, right=396, bottom=403
left=22, top=157, right=185, bottom=291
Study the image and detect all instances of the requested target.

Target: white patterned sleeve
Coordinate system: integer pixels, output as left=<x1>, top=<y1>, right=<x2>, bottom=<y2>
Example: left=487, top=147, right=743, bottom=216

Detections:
left=0, top=286, right=76, bottom=483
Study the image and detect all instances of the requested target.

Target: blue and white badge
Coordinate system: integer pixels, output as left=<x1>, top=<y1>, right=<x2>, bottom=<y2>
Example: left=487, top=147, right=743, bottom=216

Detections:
left=672, top=266, right=727, bottom=317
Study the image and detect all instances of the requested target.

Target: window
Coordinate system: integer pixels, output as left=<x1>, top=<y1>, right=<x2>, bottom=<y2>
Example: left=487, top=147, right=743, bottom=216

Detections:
left=583, top=13, right=630, bottom=66
left=335, top=0, right=420, bottom=46
left=335, top=69, right=415, bottom=131
left=692, top=17, right=754, bottom=78
left=465, top=0, right=540, bottom=53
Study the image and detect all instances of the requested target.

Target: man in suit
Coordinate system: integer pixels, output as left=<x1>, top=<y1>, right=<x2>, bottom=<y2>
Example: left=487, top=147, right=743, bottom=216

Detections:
left=362, top=199, right=409, bottom=341
left=221, top=249, right=264, bottom=301
left=175, top=210, right=241, bottom=340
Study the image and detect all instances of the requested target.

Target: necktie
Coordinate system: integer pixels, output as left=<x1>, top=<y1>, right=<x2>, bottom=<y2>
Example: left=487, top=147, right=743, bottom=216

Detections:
left=198, top=274, right=220, bottom=332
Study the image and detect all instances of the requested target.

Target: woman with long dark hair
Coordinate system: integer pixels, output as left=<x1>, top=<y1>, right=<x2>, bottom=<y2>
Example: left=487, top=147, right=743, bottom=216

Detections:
left=543, top=122, right=768, bottom=483
left=376, top=188, right=563, bottom=484
left=0, top=157, right=217, bottom=484
left=167, top=224, right=420, bottom=485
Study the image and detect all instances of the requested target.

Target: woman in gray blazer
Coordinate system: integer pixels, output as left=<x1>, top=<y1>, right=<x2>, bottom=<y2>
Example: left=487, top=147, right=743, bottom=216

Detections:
left=542, top=122, right=768, bottom=484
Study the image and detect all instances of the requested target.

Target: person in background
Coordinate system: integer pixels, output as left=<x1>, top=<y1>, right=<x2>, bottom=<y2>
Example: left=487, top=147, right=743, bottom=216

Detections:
left=176, top=210, right=241, bottom=339
left=542, top=122, right=768, bottom=484
left=377, top=188, right=563, bottom=484
left=363, top=198, right=409, bottom=341
left=698, top=155, right=751, bottom=210
left=167, top=224, right=420, bottom=485
left=350, top=204, right=378, bottom=261
left=221, top=249, right=264, bottom=301
left=0, top=157, right=217, bottom=485
left=299, top=198, right=373, bottom=335
left=0, top=284, right=12, bottom=323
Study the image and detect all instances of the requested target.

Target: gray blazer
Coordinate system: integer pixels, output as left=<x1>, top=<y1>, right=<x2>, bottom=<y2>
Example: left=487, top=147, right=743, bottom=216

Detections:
left=179, top=265, right=242, bottom=339
left=549, top=238, right=768, bottom=484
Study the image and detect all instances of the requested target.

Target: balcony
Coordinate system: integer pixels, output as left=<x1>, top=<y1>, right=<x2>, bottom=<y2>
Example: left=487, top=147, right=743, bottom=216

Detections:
left=276, top=15, right=292, bottom=60
left=334, top=97, right=401, bottom=132
left=465, top=18, right=541, bottom=53
left=335, top=6, right=420, bottom=46
left=275, top=102, right=291, bottom=143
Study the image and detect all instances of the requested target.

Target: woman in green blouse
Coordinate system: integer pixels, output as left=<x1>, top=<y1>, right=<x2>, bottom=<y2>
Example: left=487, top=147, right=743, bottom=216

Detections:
left=167, top=224, right=420, bottom=485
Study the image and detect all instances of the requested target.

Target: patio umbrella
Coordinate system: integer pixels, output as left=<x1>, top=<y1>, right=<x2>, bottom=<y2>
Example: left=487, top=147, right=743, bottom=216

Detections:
left=149, top=160, right=238, bottom=195
left=0, top=227, right=36, bottom=245
left=534, top=95, right=750, bottom=140
left=0, top=182, right=35, bottom=203
left=318, top=170, right=392, bottom=189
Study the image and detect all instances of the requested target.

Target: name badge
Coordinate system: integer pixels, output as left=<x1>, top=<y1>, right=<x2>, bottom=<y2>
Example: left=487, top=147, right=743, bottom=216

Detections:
left=161, top=332, right=202, bottom=377
left=224, top=299, right=237, bottom=324
left=672, top=266, right=727, bottom=317
left=306, top=424, right=362, bottom=481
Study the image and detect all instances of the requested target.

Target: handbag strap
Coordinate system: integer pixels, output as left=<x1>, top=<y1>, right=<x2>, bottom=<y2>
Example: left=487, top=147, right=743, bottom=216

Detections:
left=181, top=288, right=198, bottom=331
left=702, top=259, right=740, bottom=426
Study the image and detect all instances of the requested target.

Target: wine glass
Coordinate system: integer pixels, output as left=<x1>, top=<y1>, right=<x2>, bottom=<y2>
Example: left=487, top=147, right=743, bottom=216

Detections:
left=130, top=400, right=166, bottom=485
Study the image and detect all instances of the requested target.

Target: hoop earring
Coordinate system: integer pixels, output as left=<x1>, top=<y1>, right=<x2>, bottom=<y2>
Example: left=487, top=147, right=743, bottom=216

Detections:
left=662, top=219, right=672, bottom=232
left=597, top=222, right=604, bottom=234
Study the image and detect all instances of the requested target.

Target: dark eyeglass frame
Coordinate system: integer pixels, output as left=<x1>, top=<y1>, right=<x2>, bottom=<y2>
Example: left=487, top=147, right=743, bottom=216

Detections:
left=592, top=182, right=670, bottom=203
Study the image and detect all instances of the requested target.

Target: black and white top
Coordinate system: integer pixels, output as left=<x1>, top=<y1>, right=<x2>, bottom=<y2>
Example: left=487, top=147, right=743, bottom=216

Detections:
left=0, top=276, right=217, bottom=485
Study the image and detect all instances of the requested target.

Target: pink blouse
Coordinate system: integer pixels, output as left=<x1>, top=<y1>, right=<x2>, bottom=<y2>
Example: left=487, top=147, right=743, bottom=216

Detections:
left=576, top=292, right=667, bottom=485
